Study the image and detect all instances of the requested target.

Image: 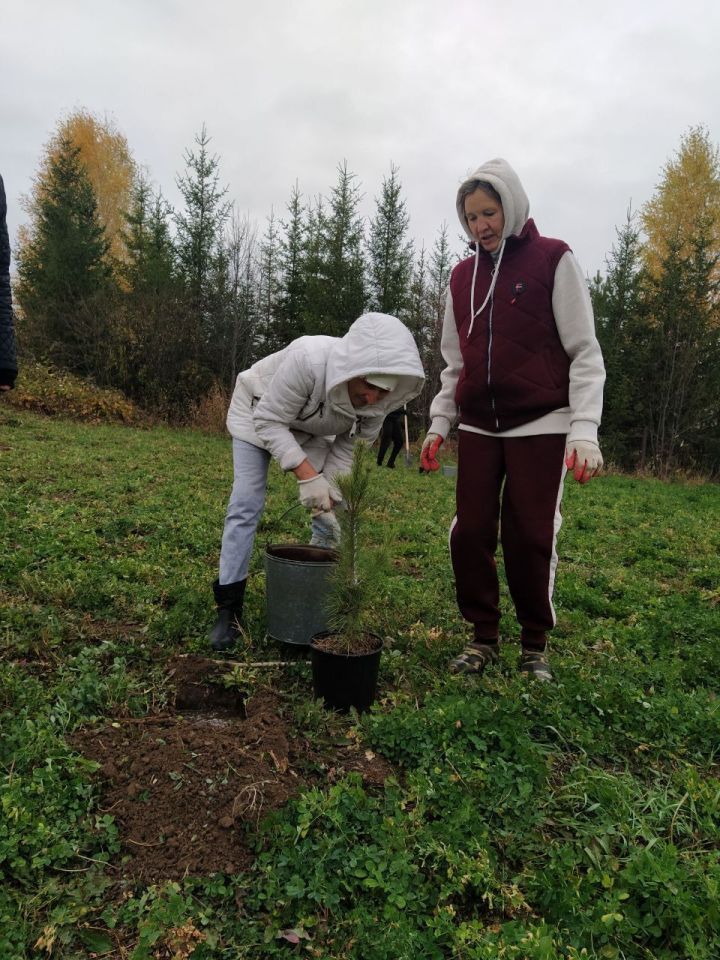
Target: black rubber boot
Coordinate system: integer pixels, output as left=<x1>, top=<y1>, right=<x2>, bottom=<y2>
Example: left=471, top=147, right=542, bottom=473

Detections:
left=208, top=579, right=247, bottom=651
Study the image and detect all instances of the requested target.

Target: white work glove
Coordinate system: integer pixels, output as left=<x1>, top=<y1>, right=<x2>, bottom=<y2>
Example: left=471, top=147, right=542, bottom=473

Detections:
left=565, top=439, right=603, bottom=484
left=310, top=509, right=341, bottom=547
left=297, top=473, right=340, bottom=511
left=420, top=432, right=443, bottom=472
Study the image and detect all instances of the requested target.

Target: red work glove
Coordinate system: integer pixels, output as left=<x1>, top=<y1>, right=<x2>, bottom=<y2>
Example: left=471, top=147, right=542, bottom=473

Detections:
left=565, top=440, right=603, bottom=484
left=420, top=432, right=443, bottom=472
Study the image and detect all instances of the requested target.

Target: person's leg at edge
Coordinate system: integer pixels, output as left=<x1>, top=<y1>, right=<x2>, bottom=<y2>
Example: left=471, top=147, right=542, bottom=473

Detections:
left=448, top=431, right=505, bottom=673
left=386, top=420, right=404, bottom=468
left=210, top=439, right=271, bottom=650
left=377, top=429, right=391, bottom=466
left=501, top=434, right=566, bottom=680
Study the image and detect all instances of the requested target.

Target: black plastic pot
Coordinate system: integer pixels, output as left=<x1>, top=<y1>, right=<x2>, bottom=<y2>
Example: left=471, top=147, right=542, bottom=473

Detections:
left=310, top=632, right=383, bottom=713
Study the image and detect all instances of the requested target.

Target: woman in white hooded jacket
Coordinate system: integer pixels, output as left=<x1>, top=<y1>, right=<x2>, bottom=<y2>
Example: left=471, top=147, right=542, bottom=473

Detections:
left=210, top=312, right=425, bottom=650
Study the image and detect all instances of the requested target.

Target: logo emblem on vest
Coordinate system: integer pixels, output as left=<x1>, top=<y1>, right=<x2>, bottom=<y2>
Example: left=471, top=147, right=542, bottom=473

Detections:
left=513, top=281, right=526, bottom=296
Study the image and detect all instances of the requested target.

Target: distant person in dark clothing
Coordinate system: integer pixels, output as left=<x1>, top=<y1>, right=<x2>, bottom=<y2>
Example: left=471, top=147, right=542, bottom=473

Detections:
left=377, top=406, right=405, bottom=468
left=0, top=175, right=18, bottom=392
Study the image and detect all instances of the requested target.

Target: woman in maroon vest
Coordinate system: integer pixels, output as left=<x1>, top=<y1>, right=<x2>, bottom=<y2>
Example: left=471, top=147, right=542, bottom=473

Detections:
left=421, top=158, right=605, bottom=681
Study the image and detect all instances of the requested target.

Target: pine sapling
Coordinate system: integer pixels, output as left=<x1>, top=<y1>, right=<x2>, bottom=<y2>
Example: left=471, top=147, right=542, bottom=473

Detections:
left=317, top=442, right=383, bottom=655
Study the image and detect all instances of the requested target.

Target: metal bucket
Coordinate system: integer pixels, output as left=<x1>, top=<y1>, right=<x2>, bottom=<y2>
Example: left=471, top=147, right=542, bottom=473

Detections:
left=265, top=544, right=338, bottom=646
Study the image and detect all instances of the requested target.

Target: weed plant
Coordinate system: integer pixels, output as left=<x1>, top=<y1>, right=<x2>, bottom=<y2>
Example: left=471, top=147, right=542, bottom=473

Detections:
left=1, top=407, right=719, bottom=958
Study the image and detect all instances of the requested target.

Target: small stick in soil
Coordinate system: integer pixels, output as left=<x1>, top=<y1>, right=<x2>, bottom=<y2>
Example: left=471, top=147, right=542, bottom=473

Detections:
left=175, top=654, right=309, bottom=669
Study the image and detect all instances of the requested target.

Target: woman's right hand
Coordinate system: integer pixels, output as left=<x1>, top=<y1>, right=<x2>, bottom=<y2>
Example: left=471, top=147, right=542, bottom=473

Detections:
left=420, top=432, right=443, bottom=472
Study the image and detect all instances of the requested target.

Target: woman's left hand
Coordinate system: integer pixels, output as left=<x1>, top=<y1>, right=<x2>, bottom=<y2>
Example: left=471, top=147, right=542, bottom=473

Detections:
left=565, top=440, right=603, bottom=483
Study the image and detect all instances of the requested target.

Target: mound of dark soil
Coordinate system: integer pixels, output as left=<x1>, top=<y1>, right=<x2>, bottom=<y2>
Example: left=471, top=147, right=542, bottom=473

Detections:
left=72, top=655, right=393, bottom=883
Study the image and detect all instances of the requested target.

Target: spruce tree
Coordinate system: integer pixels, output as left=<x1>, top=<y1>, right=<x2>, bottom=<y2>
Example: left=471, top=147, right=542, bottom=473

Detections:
left=276, top=181, right=308, bottom=346
left=301, top=196, right=327, bottom=335
left=119, top=175, right=180, bottom=407
left=16, top=134, right=113, bottom=374
left=221, top=210, right=259, bottom=383
left=418, top=223, right=453, bottom=428
left=403, top=244, right=429, bottom=438
left=591, top=209, right=645, bottom=468
left=174, top=125, right=231, bottom=332
left=257, top=208, right=283, bottom=352
left=122, top=175, right=176, bottom=297
left=366, top=164, right=414, bottom=315
left=305, top=162, right=366, bottom=336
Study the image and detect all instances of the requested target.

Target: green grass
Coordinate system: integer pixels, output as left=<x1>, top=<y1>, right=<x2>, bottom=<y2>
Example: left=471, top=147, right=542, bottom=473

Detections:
left=1, top=407, right=719, bottom=959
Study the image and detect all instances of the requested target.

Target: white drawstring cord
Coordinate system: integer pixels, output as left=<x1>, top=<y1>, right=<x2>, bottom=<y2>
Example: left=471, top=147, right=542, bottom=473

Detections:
left=467, top=238, right=506, bottom=337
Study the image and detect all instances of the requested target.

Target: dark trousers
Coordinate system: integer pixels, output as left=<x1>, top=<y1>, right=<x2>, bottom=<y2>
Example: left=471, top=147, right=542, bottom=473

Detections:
left=377, top=418, right=404, bottom=466
left=450, top=431, right=566, bottom=648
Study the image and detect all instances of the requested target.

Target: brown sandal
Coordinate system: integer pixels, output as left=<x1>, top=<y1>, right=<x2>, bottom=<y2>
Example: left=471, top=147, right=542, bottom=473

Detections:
left=519, top=650, right=553, bottom=682
left=449, top=643, right=500, bottom=675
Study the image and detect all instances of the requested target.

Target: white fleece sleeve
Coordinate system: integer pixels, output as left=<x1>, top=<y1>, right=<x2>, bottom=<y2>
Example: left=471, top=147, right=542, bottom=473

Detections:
left=252, top=349, right=317, bottom=471
left=428, top=289, right=462, bottom=438
left=553, top=252, right=606, bottom=444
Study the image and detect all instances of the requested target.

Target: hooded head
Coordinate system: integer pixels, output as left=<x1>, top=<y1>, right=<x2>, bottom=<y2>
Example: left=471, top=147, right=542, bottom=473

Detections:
left=456, top=158, right=530, bottom=243
left=325, top=312, right=425, bottom=416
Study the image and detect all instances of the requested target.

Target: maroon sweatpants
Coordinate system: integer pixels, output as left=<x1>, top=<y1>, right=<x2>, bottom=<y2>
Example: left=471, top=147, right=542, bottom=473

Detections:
left=450, top=431, right=567, bottom=648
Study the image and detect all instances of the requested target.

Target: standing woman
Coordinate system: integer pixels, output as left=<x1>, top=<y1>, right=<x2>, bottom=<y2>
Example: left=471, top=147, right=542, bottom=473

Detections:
left=421, top=158, right=605, bottom=681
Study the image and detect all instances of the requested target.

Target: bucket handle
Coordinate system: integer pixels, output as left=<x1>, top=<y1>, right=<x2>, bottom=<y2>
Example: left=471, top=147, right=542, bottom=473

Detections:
left=265, top=500, right=304, bottom=549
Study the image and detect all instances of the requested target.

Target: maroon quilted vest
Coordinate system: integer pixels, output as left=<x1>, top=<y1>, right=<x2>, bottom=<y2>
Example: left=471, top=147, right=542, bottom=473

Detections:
left=451, top=219, right=571, bottom=432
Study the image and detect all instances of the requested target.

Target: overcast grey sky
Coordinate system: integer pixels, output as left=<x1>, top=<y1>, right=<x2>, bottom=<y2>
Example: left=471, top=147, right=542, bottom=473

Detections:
left=3, top=0, right=719, bottom=276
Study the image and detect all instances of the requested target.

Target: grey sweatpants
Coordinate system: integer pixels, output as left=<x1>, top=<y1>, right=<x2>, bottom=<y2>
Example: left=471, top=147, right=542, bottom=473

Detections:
left=218, top=438, right=337, bottom=585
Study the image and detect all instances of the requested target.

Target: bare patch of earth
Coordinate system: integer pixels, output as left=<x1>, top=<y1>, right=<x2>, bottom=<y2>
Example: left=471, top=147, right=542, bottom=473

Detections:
left=72, top=655, right=393, bottom=883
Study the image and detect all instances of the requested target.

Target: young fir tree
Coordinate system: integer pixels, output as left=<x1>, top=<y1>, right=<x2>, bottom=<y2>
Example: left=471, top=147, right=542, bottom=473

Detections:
left=16, top=134, right=114, bottom=374
left=640, top=224, right=720, bottom=476
left=305, top=162, right=366, bottom=336
left=276, top=181, right=308, bottom=347
left=405, top=243, right=428, bottom=340
left=174, top=125, right=231, bottom=334
left=590, top=208, right=646, bottom=468
left=119, top=174, right=181, bottom=408
left=366, top=163, right=414, bottom=316
left=301, top=195, right=327, bottom=335
left=417, top=223, right=453, bottom=428
left=256, top=208, right=284, bottom=352
left=221, top=210, right=259, bottom=384
left=122, top=174, right=176, bottom=297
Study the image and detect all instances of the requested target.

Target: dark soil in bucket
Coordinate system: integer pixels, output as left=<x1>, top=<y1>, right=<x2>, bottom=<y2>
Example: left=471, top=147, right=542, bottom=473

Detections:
left=266, top=544, right=338, bottom=563
left=71, top=654, right=394, bottom=883
left=311, top=632, right=383, bottom=656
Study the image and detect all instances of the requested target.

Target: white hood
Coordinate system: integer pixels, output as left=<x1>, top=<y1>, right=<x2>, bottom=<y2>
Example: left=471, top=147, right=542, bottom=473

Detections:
left=456, top=157, right=530, bottom=241
left=227, top=312, right=424, bottom=473
left=325, top=312, right=425, bottom=417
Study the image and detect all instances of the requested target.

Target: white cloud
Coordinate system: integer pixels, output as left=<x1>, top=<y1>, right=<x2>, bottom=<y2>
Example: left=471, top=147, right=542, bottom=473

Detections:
left=3, top=0, right=720, bottom=274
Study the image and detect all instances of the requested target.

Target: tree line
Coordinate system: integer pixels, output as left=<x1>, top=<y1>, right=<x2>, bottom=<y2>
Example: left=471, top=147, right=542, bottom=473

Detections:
left=13, top=113, right=720, bottom=476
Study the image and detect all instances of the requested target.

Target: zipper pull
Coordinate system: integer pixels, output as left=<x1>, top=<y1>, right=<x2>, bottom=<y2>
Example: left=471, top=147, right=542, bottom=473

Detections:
left=349, top=417, right=358, bottom=438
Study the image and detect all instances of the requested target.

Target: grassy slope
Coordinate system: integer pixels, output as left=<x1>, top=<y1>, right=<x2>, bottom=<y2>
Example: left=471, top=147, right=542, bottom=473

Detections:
left=1, top=409, right=719, bottom=959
